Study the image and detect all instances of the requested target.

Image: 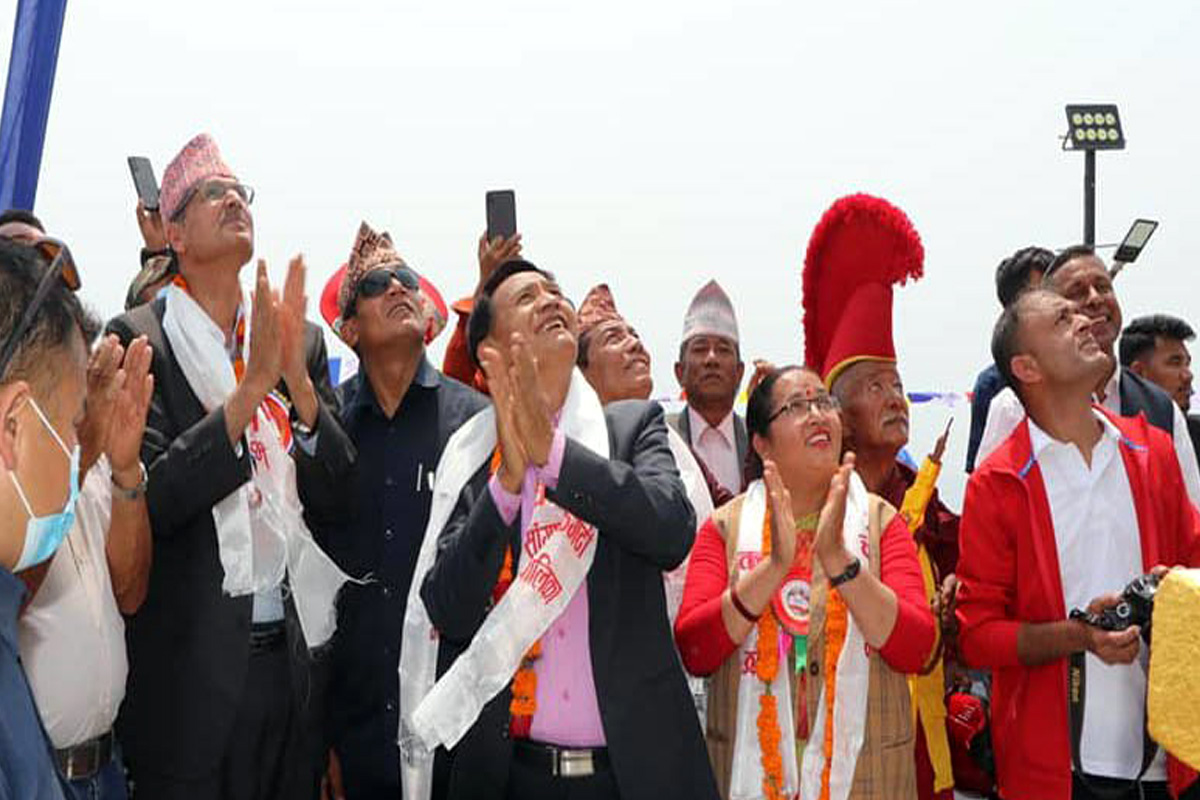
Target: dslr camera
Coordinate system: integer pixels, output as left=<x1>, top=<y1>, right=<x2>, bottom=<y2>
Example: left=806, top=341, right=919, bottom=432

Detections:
left=1069, top=572, right=1160, bottom=644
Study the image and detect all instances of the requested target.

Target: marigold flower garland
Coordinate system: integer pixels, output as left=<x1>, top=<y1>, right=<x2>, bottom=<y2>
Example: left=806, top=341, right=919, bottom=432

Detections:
left=819, top=589, right=850, bottom=800
left=756, top=512, right=787, bottom=800
left=488, top=450, right=542, bottom=736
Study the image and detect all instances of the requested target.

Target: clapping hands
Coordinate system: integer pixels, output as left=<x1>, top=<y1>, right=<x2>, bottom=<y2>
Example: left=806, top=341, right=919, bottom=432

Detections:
left=478, top=334, right=554, bottom=493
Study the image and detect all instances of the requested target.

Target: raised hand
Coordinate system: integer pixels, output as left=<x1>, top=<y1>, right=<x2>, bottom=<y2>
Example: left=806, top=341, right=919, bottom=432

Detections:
left=279, top=255, right=309, bottom=386
left=245, top=259, right=285, bottom=397
left=479, top=343, right=528, bottom=493
left=508, top=334, right=554, bottom=466
left=476, top=232, right=523, bottom=292
left=763, top=459, right=797, bottom=572
left=136, top=200, right=167, bottom=251
left=107, top=337, right=155, bottom=487
left=746, top=359, right=776, bottom=399
left=78, top=334, right=126, bottom=473
left=815, top=451, right=857, bottom=579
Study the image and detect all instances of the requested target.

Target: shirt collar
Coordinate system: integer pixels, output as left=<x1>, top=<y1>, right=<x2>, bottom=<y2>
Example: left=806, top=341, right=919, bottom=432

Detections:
left=347, top=354, right=440, bottom=417
left=0, top=567, right=24, bottom=651
left=1028, top=407, right=1121, bottom=458
left=688, top=405, right=735, bottom=443
left=1093, top=367, right=1121, bottom=411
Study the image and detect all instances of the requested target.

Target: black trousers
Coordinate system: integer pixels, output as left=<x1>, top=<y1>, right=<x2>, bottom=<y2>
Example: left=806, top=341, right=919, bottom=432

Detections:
left=132, top=645, right=304, bottom=800
left=504, top=754, right=621, bottom=800
left=1072, top=773, right=1170, bottom=800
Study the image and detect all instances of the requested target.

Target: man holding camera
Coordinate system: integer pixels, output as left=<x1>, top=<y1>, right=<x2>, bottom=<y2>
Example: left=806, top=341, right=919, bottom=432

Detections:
left=957, top=289, right=1200, bottom=800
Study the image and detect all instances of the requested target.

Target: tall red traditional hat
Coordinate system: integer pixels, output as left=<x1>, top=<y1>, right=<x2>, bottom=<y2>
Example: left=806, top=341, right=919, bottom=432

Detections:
left=802, top=193, right=924, bottom=387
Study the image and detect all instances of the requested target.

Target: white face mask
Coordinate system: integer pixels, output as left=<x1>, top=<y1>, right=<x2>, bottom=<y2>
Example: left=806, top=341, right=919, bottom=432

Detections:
left=9, top=396, right=80, bottom=572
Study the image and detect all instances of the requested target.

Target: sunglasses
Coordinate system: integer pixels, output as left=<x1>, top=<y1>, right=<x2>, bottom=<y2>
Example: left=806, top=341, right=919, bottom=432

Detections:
left=0, top=237, right=81, bottom=379
left=356, top=266, right=420, bottom=299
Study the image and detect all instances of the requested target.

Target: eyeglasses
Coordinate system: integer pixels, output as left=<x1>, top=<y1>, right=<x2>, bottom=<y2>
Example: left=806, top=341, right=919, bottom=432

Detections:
left=196, top=180, right=254, bottom=206
left=172, top=180, right=255, bottom=220
left=0, top=237, right=81, bottom=380
left=767, top=393, right=839, bottom=424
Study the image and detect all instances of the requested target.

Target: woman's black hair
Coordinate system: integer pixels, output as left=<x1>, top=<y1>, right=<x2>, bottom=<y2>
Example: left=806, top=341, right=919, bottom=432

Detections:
left=743, top=364, right=818, bottom=482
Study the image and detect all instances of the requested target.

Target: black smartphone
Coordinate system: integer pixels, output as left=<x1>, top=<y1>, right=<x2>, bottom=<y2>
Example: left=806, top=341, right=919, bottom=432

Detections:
left=485, top=190, right=517, bottom=240
left=127, top=156, right=160, bottom=212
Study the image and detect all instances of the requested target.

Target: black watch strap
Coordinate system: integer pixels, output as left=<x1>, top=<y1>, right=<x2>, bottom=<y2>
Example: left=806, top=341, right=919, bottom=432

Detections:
left=829, top=558, right=861, bottom=588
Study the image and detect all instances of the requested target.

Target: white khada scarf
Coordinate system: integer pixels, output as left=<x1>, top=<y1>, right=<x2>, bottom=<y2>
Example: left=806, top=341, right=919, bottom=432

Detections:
left=398, top=370, right=608, bottom=800
left=161, top=283, right=351, bottom=647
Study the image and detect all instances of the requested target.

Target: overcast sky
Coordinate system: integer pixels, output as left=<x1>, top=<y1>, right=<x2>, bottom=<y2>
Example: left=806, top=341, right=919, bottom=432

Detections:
left=4, top=0, right=1198, bottom=504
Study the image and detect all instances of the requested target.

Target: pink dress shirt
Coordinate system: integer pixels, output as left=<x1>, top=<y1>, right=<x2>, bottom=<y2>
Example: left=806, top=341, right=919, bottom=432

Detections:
left=487, top=429, right=607, bottom=747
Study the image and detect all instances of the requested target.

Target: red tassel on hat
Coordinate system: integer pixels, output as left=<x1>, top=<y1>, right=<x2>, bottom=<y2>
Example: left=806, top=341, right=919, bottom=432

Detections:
left=801, top=193, right=924, bottom=386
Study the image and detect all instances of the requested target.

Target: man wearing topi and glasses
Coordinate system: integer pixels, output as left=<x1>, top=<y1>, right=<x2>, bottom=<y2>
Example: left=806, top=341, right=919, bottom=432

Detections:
left=106, top=133, right=355, bottom=799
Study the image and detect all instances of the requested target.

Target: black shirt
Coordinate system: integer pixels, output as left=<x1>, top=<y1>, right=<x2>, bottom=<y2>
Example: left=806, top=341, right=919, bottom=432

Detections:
left=320, top=357, right=486, bottom=797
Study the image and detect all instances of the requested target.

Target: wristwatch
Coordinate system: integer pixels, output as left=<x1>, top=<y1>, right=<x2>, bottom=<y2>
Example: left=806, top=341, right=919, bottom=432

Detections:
left=829, top=558, right=862, bottom=588
left=112, top=462, right=148, bottom=501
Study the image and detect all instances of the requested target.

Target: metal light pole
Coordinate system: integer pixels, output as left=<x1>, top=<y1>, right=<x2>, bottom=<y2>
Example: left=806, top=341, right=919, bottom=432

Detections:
left=1064, top=104, right=1124, bottom=247
left=1083, top=150, right=1096, bottom=246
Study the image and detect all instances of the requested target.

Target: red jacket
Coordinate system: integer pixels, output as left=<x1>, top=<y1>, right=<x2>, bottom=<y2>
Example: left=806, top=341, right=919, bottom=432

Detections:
left=956, top=408, right=1200, bottom=800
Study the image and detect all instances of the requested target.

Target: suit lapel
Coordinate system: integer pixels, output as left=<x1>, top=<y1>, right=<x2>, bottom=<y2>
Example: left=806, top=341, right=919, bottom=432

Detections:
left=733, top=414, right=748, bottom=489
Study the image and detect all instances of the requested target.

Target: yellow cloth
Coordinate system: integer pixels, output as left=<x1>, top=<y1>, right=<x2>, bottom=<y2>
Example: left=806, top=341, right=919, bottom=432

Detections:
left=899, top=458, right=954, bottom=793
left=1148, top=569, right=1200, bottom=770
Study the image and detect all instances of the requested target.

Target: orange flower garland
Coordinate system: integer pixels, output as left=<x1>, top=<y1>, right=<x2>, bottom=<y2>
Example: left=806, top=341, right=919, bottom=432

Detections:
left=488, top=450, right=543, bottom=734
left=819, top=589, right=850, bottom=800
left=497, top=548, right=542, bottom=728
left=756, top=512, right=787, bottom=800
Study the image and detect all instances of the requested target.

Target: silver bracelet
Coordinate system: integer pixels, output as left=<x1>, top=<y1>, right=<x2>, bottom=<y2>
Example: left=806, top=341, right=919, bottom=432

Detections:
left=112, top=462, right=148, bottom=501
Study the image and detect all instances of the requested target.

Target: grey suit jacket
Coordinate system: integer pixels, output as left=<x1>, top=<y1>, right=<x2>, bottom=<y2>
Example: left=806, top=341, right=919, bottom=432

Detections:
left=666, top=405, right=749, bottom=492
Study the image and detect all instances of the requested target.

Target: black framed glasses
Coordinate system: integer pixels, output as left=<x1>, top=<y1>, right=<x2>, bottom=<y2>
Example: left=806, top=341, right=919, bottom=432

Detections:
left=767, top=393, right=839, bottom=424
left=0, top=237, right=81, bottom=379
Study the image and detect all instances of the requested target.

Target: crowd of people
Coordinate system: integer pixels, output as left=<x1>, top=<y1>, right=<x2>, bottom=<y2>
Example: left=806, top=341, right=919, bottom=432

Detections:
left=0, top=131, right=1196, bottom=800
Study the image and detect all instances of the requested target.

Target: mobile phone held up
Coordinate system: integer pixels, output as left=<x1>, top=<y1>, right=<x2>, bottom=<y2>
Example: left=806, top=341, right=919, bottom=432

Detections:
left=486, top=190, right=517, bottom=241
left=127, top=156, right=160, bottom=212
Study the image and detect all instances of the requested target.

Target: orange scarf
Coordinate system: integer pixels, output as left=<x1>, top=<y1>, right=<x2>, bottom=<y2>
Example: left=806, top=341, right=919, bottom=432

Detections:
left=756, top=513, right=787, bottom=800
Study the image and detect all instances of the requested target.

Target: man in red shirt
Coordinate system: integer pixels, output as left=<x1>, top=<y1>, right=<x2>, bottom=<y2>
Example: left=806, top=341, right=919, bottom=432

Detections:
left=957, top=289, right=1200, bottom=800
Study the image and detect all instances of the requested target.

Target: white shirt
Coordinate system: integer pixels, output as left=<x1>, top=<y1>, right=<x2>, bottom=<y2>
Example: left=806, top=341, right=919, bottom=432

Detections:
left=687, top=406, right=741, bottom=494
left=1029, top=412, right=1166, bottom=780
left=17, top=457, right=128, bottom=748
left=979, top=375, right=1200, bottom=508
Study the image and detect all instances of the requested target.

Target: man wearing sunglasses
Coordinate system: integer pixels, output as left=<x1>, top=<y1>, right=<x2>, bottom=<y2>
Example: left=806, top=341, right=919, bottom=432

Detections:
left=105, top=133, right=354, bottom=800
left=0, top=238, right=96, bottom=799
left=310, top=222, right=485, bottom=800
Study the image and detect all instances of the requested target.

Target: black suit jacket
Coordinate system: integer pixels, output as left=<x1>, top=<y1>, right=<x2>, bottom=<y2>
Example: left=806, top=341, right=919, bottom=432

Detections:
left=107, top=297, right=355, bottom=779
left=421, top=400, right=719, bottom=800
